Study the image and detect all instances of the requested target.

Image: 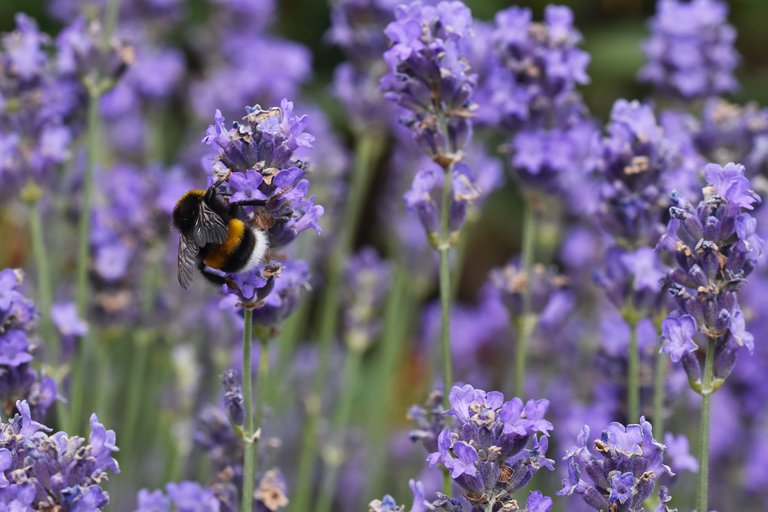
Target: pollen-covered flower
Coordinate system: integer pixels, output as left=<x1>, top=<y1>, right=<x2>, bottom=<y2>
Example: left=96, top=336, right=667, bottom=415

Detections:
left=482, top=5, right=589, bottom=132
left=658, top=162, right=763, bottom=385
left=380, top=1, right=476, bottom=164
left=558, top=418, right=673, bottom=511
left=592, top=99, right=680, bottom=249
left=639, top=0, right=739, bottom=101
left=0, top=400, right=119, bottom=511
left=200, top=100, right=323, bottom=303
left=426, top=384, right=553, bottom=507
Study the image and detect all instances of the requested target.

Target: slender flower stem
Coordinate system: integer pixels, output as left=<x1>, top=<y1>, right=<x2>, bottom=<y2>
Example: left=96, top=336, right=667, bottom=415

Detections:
left=103, top=0, right=122, bottom=49
left=292, top=133, right=382, bottom=512
left=315, top=347, right=364, bottom=512
left=75, top=89, right=99, bottom=316
left=241, top=308, right=256, bottom=512
left=67, top=87, right=101, bottom=434
left=367, top=260, right=417, bottom=498
left=25, top=193, right=55, bottom=359
left=515, top=197, right=536, bottom=398
left=253, top=331, right=271, bottom=476
left=627, top=317, right=640, bottom=422
left=653, top=351, right=667, bottom=433
left=438, top=166, right=453, bottom=410
left=697, top=337, right=716, bottom=512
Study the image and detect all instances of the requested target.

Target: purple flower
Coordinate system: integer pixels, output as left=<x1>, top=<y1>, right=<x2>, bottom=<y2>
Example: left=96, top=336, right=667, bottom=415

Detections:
left=661, top=315, right=697, bottom=363
left=559, top=417, right=673, bottom=511
left=663, top=432, right=699, bottom=473
left=639, top=0, right=739, bottom=100
left=197, top=102, right=323, bottom=304
left=659, top=162, right=763, bottom=383
left=0, top=269, right=56, bottom=419
left=380, top=1, right=476, bottom=164
left=220, top=369, right=245, bottom=426
left=0, top=400, right=119, bottom=511
left=592, top=99, right=680, bottom=248
left=425, top=384, right=553, bottom=506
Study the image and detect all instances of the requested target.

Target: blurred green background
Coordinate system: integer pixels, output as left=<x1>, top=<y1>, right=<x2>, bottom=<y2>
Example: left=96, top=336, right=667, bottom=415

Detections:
left=4, top=0, right=768, bottom=121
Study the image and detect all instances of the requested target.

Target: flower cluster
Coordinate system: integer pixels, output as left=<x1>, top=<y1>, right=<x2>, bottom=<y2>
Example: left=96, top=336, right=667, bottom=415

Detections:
left=370, top=482, right=553, bottom=512
left=328, top=0, right=399, bottom=130
left=489, top=261, right=572, bottom=327
left=0, top=269, right=57, bottom=419
left=426, top=385, right=553, bottom=508
left=481, top=5, right=589, bottom=132
left=0, top=400, right=119, bottom=510
left=137, top=469, right=289, bottom=512
left=380, top=1, right=476, bottom=165
left=639, top=0, right=739, bottom=101
left=658, top=162, right=763, bottom=386
left=592, top=99, right=678, bottom=248
left=694, top=99, right=768, bottom=181
left=201, top=100, right=323, bottom=302
left=0, top=14, right=80, bottom=196
left=558, top=418, right=673, bottom=511
left=477, top=5, right=590, bottom=188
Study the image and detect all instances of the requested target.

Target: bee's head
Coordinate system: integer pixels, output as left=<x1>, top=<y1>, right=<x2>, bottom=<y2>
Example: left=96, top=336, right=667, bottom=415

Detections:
left=172, top=190, right=206, bottom=234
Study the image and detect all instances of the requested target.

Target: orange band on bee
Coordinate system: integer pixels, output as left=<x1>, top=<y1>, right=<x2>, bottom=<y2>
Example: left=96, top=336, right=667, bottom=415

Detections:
left=203, top=219, right=246, bottom=269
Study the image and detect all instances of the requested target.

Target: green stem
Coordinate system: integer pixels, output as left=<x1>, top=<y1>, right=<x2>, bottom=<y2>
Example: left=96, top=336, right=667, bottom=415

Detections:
left=366, top=262, right=409, bottom=497
left=438, top=166, right=453, bottom=409
left=103, top=0, right=122, bottom=48
left=315, top=347, right=364, bottom=512
left=627, top=317, right=639, bottom=423
left=438, top=165, right=453, bottom=498
left=253, top=334, right=270, bottom=476
left=68, top=88, right=101, bottom=434
left=241, top=309, right=256, bottom=512
left=653, top=350, right=667, bottom=434
left=27, top=200, right=55, bottom=356
left=696, top=337, right=716, bottom=512
left=293, top=133, right=382, bottom=512
left=515, top=198, right=536, bottom=398
left=75, top=90, right=99, bottom=316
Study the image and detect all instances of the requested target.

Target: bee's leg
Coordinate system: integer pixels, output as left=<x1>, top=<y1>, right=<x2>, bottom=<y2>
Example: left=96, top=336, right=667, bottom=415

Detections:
left=198, top=262, right=243, bottom=295
left=230, top=198, right=269, bottom=207
left=198, top=262, right=227, bottom=286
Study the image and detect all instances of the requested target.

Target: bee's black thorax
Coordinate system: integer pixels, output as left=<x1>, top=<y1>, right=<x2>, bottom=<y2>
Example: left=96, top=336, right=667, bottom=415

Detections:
left=172, top=189, right=234, bottom=237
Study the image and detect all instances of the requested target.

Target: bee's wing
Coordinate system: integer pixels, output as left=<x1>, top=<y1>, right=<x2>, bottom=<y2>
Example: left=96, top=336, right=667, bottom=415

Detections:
left=177, top=236, right=198, bottom=289
left=193, top=201, right=228, bottom=246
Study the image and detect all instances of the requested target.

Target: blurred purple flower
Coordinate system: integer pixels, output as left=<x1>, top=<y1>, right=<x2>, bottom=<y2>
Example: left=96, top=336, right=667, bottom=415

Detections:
left=639, top=0, right=739, bottom=101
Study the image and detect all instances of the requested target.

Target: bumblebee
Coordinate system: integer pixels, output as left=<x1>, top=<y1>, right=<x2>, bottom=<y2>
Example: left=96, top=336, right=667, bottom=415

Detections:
left=172, top=179, right=269, bottom=289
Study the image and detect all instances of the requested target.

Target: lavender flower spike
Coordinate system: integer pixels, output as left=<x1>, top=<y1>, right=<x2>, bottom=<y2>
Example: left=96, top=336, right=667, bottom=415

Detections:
left=658, top=162, right=762, bottom=387
left=425, top=384, right=553, bottom=507
left=380, top=1, right=476, bottom=166
left=639, top=0, right=739, bottom=101
left=558, top=418, right=673, bottom=511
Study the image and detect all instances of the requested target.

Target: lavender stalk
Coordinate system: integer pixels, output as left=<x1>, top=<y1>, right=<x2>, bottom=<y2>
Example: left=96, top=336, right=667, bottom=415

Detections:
left=241, top=307, right=256, bottom=512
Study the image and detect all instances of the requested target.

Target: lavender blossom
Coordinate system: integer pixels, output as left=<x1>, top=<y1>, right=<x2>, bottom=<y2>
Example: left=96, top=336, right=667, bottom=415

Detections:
left=592, top=99, right=679, bottom=249
left=426, top=384, right=553, bottom=507
left=380, top=1, right=476, bottom=165
left=483, top=5, right=589, bottom=132
left=0, top=269, right=57, bottom=419
left=0, top=15, right=80, bottom=195
left=694, top=99, right=768, bottom=184
left=0, top=400, right=119, bottom=510
left=658, top=162, right=763, bottom=385
left=639, top=0, right=739, bottom=101
left=329, top=0, right=400, bottom=130
left=200, top=100, right=323, bottom=302
left=558, top=418, right=673, bottom=511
